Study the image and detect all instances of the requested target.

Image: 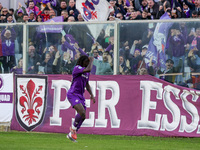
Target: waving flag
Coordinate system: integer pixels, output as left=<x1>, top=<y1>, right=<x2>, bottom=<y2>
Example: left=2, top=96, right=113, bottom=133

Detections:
left=76, top=0, right=114, bottom=21
left=145, top=12, right=173, bottom=68
left=126, top=0, right=130, bottom=7
left=33, top=0, right=57, bottom=6
left=38, top=16, right=63, bottom=33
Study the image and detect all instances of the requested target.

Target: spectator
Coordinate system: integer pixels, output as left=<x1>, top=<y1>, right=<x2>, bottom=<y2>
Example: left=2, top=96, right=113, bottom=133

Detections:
left=120, top=41, right=131, bottom=61
left=14, top=3, right=26, bottom=23
left=7, top=14, right=14, bottom=23
left=37, top=4, right=51, bottom=22
left=108, top=15, right=116, bottom=20
left=116, top=12, right=124, bottom=20
left=1, top=26, right=16, bottom=73
left=119, top=55, right=129, bottom=75
left=187, top=47, right=200, bottom=72
left=157, top=0, right=171, bottom=18
left=124, top=6, right=134, bottom=20
left=58, top=51, right=76, bottom=74
left=137, top=67, right=148, bottom=75
left=129, top=48, right=143, bottom=75
left=182, top=2, right=190, bottom=18
left=89, top=46, right=102, bottom=74
left=0, top=7, right=10, bottom=23
left=27, top=45, right=41, bottom=74
left=168, top=26, right=185, bottom=64
left=28, top=12, right=35, bottom=22
left=157, top=59, right=183, bottom=84
left=141, top=23, right=154, bottom=46
left=22, top=14, right=29, bottom=22
left=10, top=58, right=23, bottom=74
left=183, top=0, right=200, bottom=17
left=49, top=8, right=56, bottom=17
left=191, top=10, right=198, bottom=18
left=189, top=27, right=200, bottom=56
left=93, top=51, right=113, bottom=75
left=25, top=0, right=40, bottom=18
left=137, top=56, right=155, bottom=76
left=77, top=14, right=84, bottom=21
left=52, top=0, right=68, bottom=16
left=61, top=10, right=69, bottom=22
left=141, top=9, right=151, bottom=19
left=67, top=0, right=79, bottom=20
left=137, top=45, right=149, bottom=70
left=110, top=0, right=120, bottom=16
left=187, top=47, right=200, bottom=89
left=91, top=46, right=102, bottom=60
left=41, top=52, right=54, bottom=74
left=8, top=8, right=15, bottom=22
left=140, top=0, right=148, bottom=12
left=68, top=15, right=75, bottom=22
left=147, top=0, right=160, bottom=19
left=36, top=15, right=43, bottom=22
left=129, top=11, right=141, bottom=20
left=110, top=0, right=126, bottom=16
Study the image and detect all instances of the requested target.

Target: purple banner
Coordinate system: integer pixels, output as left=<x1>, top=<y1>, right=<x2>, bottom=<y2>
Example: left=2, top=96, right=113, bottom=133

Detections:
left=34, top=0, right=57, bottom=6
left=11, top=75, right=200, bottom=137
left=0, top=93, right=13, bottom=103
left=38, top=16, right=63, bottom=33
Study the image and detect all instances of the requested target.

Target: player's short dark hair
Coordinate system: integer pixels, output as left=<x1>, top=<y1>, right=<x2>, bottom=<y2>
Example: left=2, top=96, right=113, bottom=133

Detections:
left=76, top=55, right=89, bottom=67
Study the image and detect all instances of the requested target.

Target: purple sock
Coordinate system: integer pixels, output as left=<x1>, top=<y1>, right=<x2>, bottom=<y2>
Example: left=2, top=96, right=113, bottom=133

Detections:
left=73, top=114, right=85, bottom=131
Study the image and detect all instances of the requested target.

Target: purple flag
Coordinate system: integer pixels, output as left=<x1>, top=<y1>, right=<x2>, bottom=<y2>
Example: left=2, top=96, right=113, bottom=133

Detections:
left=50, top=0, right=57, bottom=7
left=33, top=0, right=42, bottom=5
left=86, top=32, right=95, bottom=43
left=145, top=13, right=173, bottom=68
left=65, top=34, right=77, bottom=44
left=126, top=0, right=130, bottom=7
left=38, top=16, right=63, bottom=33
left=42, top=0, right=50, bottom=3
left=33, top=0, right=57, bottom=7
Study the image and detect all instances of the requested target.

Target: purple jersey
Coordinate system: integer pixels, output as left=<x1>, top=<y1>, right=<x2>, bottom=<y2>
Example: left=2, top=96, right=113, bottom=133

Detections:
left=67, top=65, right=90, bottom=97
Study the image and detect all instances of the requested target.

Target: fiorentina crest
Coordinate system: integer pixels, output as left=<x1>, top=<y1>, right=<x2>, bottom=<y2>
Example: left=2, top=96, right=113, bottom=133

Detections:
left=15, top=75, right=47, bottom=131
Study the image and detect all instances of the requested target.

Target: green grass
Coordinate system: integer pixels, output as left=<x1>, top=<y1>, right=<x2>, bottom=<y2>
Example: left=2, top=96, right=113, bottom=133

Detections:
left=1, top=131, right=200, bottom=150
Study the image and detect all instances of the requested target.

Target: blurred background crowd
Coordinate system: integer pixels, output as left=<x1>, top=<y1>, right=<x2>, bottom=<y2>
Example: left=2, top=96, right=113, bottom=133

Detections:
left=0, top=0, right=200, bottom=90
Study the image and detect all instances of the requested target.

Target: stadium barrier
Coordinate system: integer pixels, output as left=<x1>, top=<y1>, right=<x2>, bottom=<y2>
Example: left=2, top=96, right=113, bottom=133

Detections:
left=0, top=74, right=200, bottom=137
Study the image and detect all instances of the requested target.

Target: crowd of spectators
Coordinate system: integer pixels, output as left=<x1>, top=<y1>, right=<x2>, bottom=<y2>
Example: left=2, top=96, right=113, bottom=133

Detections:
left=0, top=0, right=200, bottom=89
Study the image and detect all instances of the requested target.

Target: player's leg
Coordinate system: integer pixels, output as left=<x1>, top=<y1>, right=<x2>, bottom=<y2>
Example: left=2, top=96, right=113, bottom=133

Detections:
left=73, top=103, right=86, bottom=131
left=68, top=103, right=85, bottom=141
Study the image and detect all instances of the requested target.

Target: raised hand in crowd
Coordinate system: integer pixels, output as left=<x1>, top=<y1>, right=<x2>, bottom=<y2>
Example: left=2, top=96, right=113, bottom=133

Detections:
left=47, top=2, right=52, bottom=10
left=18, top=2, right=22, bottom=9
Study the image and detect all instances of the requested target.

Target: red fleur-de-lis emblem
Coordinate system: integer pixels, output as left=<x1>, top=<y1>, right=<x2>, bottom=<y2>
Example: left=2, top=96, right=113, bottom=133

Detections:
left=19, top=79, right=43, bottom=125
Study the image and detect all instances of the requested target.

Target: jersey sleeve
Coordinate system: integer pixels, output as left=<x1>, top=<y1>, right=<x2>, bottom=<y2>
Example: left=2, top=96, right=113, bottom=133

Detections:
left=72, top=65, right=85, bottom=76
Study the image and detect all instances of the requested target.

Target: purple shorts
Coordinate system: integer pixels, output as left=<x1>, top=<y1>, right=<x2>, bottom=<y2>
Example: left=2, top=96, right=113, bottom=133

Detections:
left=67, top=93, right=86, bottom=109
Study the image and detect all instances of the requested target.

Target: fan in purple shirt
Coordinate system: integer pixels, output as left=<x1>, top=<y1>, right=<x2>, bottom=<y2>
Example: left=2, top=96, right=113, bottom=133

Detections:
left=67, top=55, right=95, bottom=142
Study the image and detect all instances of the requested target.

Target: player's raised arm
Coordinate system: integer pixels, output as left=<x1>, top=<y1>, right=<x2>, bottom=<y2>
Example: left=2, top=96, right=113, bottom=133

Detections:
left=83, top=56, right=94, bottom=73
